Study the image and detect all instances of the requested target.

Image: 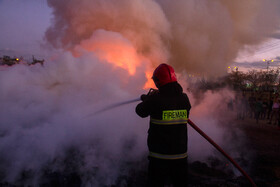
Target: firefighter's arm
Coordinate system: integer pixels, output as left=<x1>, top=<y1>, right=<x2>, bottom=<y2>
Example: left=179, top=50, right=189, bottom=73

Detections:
left=135, top=89, right=158, bottom=117
left=184, top=93, right=192, bottom=118
left=135, top=102, right=149, bottom=118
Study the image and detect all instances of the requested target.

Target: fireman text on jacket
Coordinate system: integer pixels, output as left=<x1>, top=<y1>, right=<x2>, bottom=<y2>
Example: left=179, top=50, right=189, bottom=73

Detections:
left=162, top=110, right=188, bottom=120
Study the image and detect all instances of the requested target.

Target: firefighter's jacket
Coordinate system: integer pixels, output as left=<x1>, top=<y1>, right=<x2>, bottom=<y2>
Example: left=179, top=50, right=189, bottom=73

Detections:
left=136, top=82, right=191, bottom=159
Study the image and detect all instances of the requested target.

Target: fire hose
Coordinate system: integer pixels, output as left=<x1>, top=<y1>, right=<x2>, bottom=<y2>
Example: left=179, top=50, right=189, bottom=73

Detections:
left=187, top=119, right=257, bottom=187
left=88, top=94, right=257, bottom=186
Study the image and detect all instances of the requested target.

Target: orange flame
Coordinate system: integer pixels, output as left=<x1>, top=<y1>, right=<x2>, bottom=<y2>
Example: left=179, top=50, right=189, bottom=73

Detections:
left=92, top=42, right=139, bottom=75
left=144, top=71, right=156, bottom=89
left=79, top=35, right=141, bottom=75
left=76, top=34, right=155, bottom=89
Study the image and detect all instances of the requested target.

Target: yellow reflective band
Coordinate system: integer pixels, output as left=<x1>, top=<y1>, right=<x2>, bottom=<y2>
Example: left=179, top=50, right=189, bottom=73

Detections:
left=162, top=110, right=188, bottom=121
left=150, top=118, right=188, bottom=125
left=149, top=151, right=188, bottom=159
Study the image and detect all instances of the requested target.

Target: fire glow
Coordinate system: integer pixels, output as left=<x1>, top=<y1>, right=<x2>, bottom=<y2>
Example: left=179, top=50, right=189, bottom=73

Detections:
left=73, top=30, right=155, bottom=88
left=80, top=37, right=138, bottom=75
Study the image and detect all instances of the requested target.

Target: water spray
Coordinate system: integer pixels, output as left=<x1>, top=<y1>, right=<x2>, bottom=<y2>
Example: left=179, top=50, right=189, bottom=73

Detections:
left=96, top=98, right=141, bottom=114
left=88, top=92, right=256, bottom=186
left=85, top=98, right=141, bottom=117
left=85, top=89, right=157, bottom=117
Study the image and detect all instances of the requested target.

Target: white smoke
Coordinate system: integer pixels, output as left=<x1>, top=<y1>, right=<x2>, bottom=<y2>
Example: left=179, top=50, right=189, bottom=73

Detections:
left=188, top=89, right=237, bottom=159
left=0, top=52, right=248, bottom=185
left=1, top=0, right=279, bottom=185
left=0, top=52, right=149, bottom=185
left=46, top=0, right=280, bottom=77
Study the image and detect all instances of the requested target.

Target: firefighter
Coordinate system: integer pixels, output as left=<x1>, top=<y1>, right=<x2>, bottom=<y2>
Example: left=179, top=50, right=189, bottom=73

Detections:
left=135, top=63, right=191, bottom=187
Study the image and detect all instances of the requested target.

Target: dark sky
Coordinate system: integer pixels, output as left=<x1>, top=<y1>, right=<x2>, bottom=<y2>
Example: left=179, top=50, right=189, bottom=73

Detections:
left=0, top=0, right=51, bottom=58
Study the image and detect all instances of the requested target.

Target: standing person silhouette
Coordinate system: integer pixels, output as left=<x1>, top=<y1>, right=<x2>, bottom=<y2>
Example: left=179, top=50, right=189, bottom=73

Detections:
left=136, top=64, right=191, bottom=187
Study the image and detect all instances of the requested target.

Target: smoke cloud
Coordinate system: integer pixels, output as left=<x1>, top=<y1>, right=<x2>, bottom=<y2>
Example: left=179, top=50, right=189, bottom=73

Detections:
left=1, top=0, right=278, bottom=185
left=0, top=53, right=246, bottom=185
left=46, top=0, right=280, bottom=77
left=0, top=52, right=150, bottom=185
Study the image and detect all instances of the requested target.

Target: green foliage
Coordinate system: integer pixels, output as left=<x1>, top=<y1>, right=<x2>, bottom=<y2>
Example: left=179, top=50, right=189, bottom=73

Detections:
left=227, top=69, right=280, bottom=91
left=191, top=69, right=280, bottom=93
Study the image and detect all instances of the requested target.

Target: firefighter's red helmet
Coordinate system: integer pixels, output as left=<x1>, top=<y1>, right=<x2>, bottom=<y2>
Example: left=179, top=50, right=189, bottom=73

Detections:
left=152, top=63, right=177, bottom=88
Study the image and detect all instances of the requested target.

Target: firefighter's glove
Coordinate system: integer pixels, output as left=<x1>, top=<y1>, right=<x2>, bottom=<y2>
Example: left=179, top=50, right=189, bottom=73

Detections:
left=141, top=89, right=158, bottom=101
left=147, top=88, right=159, bottom=96
left=141, top=94, right=148, bottom=101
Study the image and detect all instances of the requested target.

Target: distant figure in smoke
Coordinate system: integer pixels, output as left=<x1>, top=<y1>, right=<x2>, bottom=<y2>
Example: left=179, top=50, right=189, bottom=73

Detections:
left=248, top=93, right=256, bottom=118
left=254, top=97, right=263, bottom=124
left=236, top=93, right=247, bottom=120
left=135, top=64, right=191, bottom=187
left=268, top=96, right=280, bottom=125
left=267, top=95, right=274, bottom=119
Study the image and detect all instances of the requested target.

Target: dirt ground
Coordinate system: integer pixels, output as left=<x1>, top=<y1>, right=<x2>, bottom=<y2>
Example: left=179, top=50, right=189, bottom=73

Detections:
left=238, top=118, right=280, bottom=187
left=188, top=117, right=280, bottom=187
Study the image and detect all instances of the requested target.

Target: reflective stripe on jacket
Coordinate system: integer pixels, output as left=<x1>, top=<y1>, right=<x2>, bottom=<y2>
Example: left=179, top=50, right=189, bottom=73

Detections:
left=149, top=151, right=188, bottom=159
